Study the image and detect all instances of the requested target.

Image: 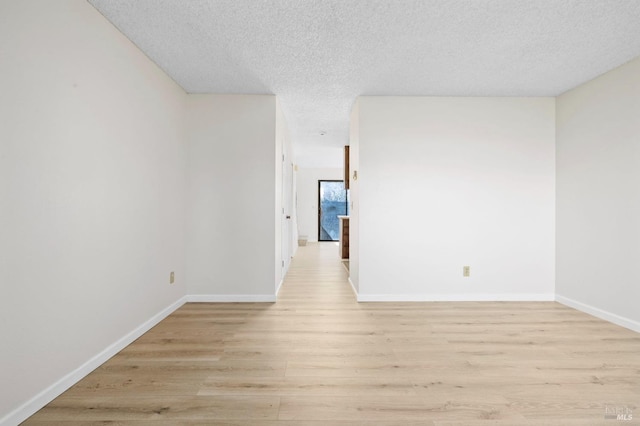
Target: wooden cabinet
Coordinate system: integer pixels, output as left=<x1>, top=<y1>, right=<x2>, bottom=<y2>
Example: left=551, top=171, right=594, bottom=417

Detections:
left=340, top=146, right=350, bottom=259
left=344, top=146, right=350, bottom=190
left=338, top=216, right=349, bottom=259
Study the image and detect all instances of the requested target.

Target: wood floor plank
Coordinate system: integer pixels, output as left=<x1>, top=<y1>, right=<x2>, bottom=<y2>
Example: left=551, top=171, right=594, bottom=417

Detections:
left=25, top=396, right=280, bottom=422
left=278, top=395, right=522, bottom=422
left=24, top=422, right=435, bottom=426
left=198, top=376, right=421, bottom=397
left=24, top=242, right=640, bottom=425
left=62, top=372, right=206, bottom=397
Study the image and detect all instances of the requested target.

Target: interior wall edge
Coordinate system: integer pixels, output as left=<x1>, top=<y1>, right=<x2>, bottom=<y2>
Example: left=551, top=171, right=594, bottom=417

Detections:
left=356, top=293, right=556, bottom=303
left=348, top=277, right=359, bottom=298
left=555, top=294, right=640, bottom=333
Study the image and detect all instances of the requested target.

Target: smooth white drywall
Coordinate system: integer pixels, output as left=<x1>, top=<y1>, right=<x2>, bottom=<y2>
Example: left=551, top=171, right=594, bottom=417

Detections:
left=296, top=168, right=344, bottom=243
left=0, top=0, right=186, bottom=422
left=348, top=100, right=360, bottom=292
left=356, top=97, right=556, bottom=300
left=556, top=56, right=640, bottom=330
left=185, top=95, right=277, bottom=297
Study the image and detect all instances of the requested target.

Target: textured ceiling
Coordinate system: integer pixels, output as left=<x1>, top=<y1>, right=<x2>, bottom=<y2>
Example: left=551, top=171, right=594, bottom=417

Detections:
left=88, top=0, right=640, bottom=168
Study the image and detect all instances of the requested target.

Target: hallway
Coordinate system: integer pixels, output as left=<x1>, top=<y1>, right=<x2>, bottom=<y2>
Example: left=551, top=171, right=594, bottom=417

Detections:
left=25, top=243, right=640, bottom=425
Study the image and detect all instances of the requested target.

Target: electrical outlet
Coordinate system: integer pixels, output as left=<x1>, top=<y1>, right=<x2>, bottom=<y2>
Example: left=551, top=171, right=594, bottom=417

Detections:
left=463, top=266, right=470, bottom=277
left=170, top=271, right=175, bottom=284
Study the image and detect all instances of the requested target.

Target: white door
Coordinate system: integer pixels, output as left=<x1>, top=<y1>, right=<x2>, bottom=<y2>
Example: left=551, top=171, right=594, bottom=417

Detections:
left=281, top=143, right=293, bottom=277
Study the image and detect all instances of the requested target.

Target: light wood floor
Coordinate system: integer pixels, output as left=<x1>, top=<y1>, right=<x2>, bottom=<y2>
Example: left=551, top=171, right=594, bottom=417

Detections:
left=25, top=243, right=640, bottom=425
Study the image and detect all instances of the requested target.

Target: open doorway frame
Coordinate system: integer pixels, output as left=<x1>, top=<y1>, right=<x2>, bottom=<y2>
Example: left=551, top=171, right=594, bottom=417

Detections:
left=317, top=180, right=348, bottom=242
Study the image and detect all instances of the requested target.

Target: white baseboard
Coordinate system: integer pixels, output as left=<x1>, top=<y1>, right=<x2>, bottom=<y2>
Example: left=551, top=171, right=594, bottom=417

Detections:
left=0, top=296, right=187, bottom=426
left=348, top=277, right=358, bottom=298
left=357, top=293, right=555, bottom=302
left=555, top=294, right=640, bottom=333
left=275, top=279, right=284, bottom=297
left=186, top=294, right=277, bottom=303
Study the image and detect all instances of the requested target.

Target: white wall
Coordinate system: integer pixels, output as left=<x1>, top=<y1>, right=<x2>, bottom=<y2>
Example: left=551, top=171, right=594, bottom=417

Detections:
left=296, top=168, right=344, bottom=242
left=355, top=97, right=556, bottom=301
left=0, top=0, right=186, bottom=423
left=296, top=146, right=344, bottom=169
left=348, top=100, right=360, bottom=292
left=556, top=57, right=640, bottom=331
left=185, top=95, right=278, bottom=300
left=2, top=1, right=634, bottom=422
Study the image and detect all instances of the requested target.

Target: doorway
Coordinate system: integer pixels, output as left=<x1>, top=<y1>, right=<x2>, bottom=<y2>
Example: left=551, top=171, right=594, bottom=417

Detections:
left=318, top=180, right=348, bottom=241
left=281, top=141, right=294, bottom=279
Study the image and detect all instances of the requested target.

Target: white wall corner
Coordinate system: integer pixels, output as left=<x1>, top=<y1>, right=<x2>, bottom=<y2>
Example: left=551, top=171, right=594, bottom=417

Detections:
left=356, top=293, right=555, bottom=302
left=186, top=294, right=277, bottom=303
left=348, top=277, right=358, bottom=298
left=0, top=296, right=187, bottom=426
left=276, top=279, right=284, bottom=296
left=555, top=295, right=640, bottom=333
